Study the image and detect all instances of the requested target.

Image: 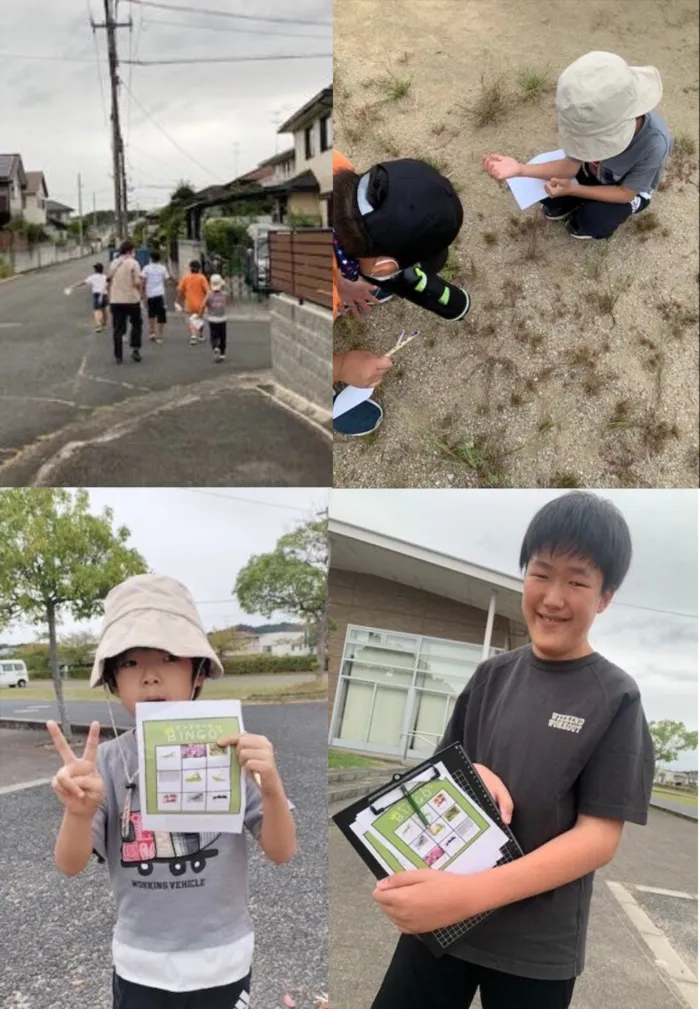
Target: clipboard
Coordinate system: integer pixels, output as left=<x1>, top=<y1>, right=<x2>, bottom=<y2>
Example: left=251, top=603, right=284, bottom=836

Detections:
left=332, top=742, right=523, bottom=955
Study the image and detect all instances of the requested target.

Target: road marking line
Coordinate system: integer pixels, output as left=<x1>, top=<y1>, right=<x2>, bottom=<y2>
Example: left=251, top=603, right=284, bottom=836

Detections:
left=13, top=706, right=51, bottom=714
left=634, top=885, right=698, bottom=901
left=0, top=777, right=53, bottom=795
left=0, top=322, right=22, bottom=328
left=607, top=881, right=698, bottom=1007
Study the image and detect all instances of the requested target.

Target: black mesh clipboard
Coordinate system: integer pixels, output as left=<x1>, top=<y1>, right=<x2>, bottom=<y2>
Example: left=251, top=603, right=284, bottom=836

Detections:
left=331, top=741, right=523, bottom=955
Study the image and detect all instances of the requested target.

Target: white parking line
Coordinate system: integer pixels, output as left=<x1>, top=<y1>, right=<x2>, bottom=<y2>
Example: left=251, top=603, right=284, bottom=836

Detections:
left=607, top=881, right=698, bottom=1008
left=0, top=777, right=53, bottom=795
left=634, top=885, right=698, bottom=901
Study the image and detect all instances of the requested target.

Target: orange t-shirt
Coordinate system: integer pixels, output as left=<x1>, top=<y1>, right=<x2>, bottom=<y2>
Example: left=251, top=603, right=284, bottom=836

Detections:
left=333, top=149, right=354, bottom=320
left=177, top=272, right=210, bottom=314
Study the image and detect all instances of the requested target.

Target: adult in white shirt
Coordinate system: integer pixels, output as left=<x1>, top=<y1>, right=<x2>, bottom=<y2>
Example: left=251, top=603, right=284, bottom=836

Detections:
left=140, top=249, right=171, bottom=343
left=107, top=241, right=143, bottom=364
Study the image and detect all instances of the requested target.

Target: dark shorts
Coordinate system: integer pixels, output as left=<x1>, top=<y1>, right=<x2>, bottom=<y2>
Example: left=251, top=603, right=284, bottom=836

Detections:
left=92, top=292, right=108, bottom=310
left=147, top=295, right=167, bottom=323
left=112, top=969, right=251, bottom=1009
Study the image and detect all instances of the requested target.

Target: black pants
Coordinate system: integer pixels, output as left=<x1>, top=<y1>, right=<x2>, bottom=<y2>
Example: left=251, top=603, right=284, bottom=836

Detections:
left=541, top=165, right=650, bottom=239
left=371, top=936, right=576, bottom=1009
left=209, top=320, right=227, bottom=354
left=112, top=969, right=251, bottom=1009
left=111, top=303, right=143, bottom=360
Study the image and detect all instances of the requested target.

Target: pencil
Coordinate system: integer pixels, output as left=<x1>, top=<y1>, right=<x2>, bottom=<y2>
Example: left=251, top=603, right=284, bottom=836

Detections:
left=401, top=784, right=429, bottom=826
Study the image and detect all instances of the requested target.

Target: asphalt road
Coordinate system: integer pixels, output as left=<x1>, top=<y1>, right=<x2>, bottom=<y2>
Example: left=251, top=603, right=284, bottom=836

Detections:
left=0, top=702, right=327, bottom=1009
left=650, top=792, right=698, bottom=820
left=0, top=257, right=331, bottom=486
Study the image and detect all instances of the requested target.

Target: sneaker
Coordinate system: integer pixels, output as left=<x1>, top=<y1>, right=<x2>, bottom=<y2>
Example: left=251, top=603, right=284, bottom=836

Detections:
left=149, top=333, right=157, bottom=341
left=370, top=287, right=394, bottom=304
left=565, top=222, right=594, bottom=240
left=381, top=267, right=470, bottom=322
left=131, top=349, right=142, bottom=362
left=542, top=205, right=574, bottom=221
left=189, top=336, right=198, bottom=345
left=333, top=398, right=384, bottom=436
left=218, top=353, right=226, bottom=361
left=115, top=357, right=123, bottom=365
left=213, top=349, right=222, bottom=363
left=95, top=326, right=103, bottom=333
left=155, top=337, right=163, bottom=344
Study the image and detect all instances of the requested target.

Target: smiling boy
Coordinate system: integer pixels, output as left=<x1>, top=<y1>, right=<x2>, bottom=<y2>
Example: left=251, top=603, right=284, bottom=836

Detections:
left=47, top=573, right=296, bottom=1009
left=371, top=491, right=654, bottom=1009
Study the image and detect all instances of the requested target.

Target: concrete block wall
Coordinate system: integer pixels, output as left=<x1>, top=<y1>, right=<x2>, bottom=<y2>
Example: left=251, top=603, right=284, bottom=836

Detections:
left=3, top=243, right=89, bottom=275
left=270, top=293, right=332, bottom=412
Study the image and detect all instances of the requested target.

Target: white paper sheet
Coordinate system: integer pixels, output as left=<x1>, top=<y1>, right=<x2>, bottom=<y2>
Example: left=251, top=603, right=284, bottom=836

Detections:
left=506, top=148, right=566, bottom=210
left=136, top=699, right=246, bottom=833
left=332, top=384, right=373, bottom=419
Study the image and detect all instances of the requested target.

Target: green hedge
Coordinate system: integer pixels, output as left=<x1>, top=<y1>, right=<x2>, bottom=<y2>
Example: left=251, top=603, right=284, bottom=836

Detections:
left=24, top=654, right=318, bottom=679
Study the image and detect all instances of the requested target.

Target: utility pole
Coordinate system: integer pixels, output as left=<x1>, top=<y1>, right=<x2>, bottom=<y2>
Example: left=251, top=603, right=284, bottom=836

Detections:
left=91, top=1, right=131, bottom=241
left=77, top=173, right=84, bottom=252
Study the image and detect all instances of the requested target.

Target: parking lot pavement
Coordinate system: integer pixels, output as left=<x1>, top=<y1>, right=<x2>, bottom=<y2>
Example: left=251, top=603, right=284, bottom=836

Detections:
left=329, top=804, right=697, bottom=1009
left=0, top=704, right=327, bottom=1009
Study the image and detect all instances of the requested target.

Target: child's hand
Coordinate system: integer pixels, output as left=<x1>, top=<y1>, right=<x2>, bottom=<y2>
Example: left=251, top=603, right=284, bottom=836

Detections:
left=337, top=275, right=380, bottom=317
left=482, top=153, right=521, bottom=181
left=218, top=732, right=282, bottom=796
left=337, top=349, right=393, bottom=388
left=47, top=720, right=105, bottom=818
left=544, top=177, right=573, bottom=198
left=373, top=870, right=479, bottom=933
left=473, top=762, right=514, bottom=824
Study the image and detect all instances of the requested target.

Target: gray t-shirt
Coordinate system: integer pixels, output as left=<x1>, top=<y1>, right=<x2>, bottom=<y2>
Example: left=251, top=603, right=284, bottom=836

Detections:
left=203, top=291, right=228, bottom=321
left=576, top=111, right=673, bottom=195
left=439, top=645, right=653, bottom=981
left=93, top=731, right=263, bottom=961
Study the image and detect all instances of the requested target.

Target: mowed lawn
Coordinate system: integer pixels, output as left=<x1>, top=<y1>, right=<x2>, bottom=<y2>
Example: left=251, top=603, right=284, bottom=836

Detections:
left=0, top=675, right=327, bottom=703
left=652, top=788, right=698, bottom=809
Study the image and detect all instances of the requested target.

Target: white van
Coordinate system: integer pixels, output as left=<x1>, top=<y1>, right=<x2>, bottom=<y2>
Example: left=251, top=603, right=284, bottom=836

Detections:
left=0, top=660, right=29, bottom=687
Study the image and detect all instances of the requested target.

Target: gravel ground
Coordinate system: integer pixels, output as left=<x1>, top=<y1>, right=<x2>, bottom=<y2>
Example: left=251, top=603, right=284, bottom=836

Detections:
left=0, top=703, right=327, bottom=1009
left=334, top=0, right=699, bottom=489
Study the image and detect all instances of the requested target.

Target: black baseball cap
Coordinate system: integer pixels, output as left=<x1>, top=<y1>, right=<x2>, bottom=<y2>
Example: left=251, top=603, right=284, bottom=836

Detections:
left=356, top=159, right=463, bottom=269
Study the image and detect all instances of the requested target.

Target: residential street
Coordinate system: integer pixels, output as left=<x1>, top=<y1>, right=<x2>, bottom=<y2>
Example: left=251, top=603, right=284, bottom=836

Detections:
left=0, top=703, right=327, bottom=1009
left=0, top=256, right=331, bottom=486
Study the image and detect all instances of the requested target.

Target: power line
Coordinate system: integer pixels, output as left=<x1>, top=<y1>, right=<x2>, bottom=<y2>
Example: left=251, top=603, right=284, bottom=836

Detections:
left=141, top=15, right=330, bottom=38
left=0, top=52, right=98, bottom=63
left=611, top=601, right=697, bottom=619
left=123, top=52, right=331, bottom=65
left=184, top=489, right=314, bottom=512
left=128, top=0, right=332, bottom=27
left=120, top=77, right=220, bottom=182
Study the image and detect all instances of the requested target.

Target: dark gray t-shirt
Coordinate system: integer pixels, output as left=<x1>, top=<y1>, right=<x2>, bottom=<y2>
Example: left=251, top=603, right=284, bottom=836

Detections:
left=439, top=645, right=654, bottom=981
left=575, top=110, right=673, bottom=195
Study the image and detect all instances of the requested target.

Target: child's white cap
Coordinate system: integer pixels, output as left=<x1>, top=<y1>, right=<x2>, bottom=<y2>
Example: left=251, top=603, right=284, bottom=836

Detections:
left=556, top=51, right=662, bottom=161
left=90, top=574, right=224, bottom=688
left=210, top=274, right=225, bottom=291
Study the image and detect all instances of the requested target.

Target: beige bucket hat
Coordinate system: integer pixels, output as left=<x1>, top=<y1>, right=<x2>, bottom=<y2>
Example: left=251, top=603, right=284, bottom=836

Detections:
left=210, top=273, right=225, bottom=291
left=556, top=51, right=662, bottom=162
left=90, top=574, right=224, bottom=688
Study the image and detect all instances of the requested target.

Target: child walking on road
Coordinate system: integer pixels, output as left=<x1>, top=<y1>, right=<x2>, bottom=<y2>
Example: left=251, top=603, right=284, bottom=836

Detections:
left=47, top=573, right=296, bottom=1009
left=141, top=250, right=170, bottom=344
left=202, top=273, right=228, bottom=363
left=67, top=262, right=109, bottom=332
left=175, top=260, right=210, bottom=345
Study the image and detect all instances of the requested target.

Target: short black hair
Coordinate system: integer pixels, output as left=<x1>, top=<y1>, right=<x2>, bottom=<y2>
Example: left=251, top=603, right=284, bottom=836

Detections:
left=519, top=491, right=632, bottom=594
left=102, top=653, right=210, bottom=700
left=189, top=260, right=201, bottom=271
left=150, top=249, right=161, bottom=262
left=93, top=262, right=104, bottom=273
left=120, top=240, right=135, bottom=255
left=333, top=169, right=378, bottom=258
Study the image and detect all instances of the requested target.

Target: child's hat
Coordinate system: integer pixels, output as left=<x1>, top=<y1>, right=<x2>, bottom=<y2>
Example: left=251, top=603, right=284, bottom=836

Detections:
left=556, top=51, right=662, bottom=161
left=90, top=574, right=224, bottom=688
left=356, top=159, right=463, bottom=269
left=210, top=274, right=225, bottom=291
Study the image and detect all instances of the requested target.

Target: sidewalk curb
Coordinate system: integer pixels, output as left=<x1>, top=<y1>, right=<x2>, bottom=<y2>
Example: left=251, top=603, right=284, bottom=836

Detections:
left=649, top=798, right=698, bottom=823
left=255, top=381, right=332, bottom=439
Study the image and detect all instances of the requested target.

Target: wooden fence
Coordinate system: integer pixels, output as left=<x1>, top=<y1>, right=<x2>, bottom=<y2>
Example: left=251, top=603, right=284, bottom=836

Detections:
left=269, top=227, right=332, bottom=311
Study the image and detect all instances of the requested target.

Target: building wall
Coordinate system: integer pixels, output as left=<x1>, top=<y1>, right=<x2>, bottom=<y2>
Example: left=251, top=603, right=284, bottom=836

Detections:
left=293, top=123, right=332, bottom=194
left=328, top=568, right=529, bottom=719
left=24, top=193, right=47, bottom=226
left=287, top=191, right=322, bottom=223
left=270, top=293, right=332, bottom=412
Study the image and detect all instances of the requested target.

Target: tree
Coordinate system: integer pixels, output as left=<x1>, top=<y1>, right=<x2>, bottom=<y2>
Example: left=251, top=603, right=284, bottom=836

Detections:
left=59, top=630, right=100, bottom=669
left=208, top=627, right=252, bottom=663
left=648, top=720, right=698, bottom=777
left=0, top=489, right=148, bottom=740
left=235, top=513, right=328, bottom=677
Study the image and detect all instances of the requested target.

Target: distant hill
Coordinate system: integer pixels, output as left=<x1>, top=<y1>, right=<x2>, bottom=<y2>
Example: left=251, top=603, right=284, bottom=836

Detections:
left=234, top=622, right=304, bottom=635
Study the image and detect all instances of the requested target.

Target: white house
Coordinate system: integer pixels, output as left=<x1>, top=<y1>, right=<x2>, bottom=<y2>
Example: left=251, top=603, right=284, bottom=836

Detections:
left=0, top=153, right=27, bottom=226
left=259, top=148, right=297, bottom=188
left=24, top=171, right=49, bottom=225
left=255, top=631, right=312, bottom=656
left=277, top=86, right=332, bottom=225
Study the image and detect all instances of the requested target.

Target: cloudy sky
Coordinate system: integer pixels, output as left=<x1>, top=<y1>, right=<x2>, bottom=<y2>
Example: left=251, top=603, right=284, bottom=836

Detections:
left=329, top=489, right=699, bottom=769
left=1, top=0, right=331, bottom=212
left=2, top=487, right=328, bottom=643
